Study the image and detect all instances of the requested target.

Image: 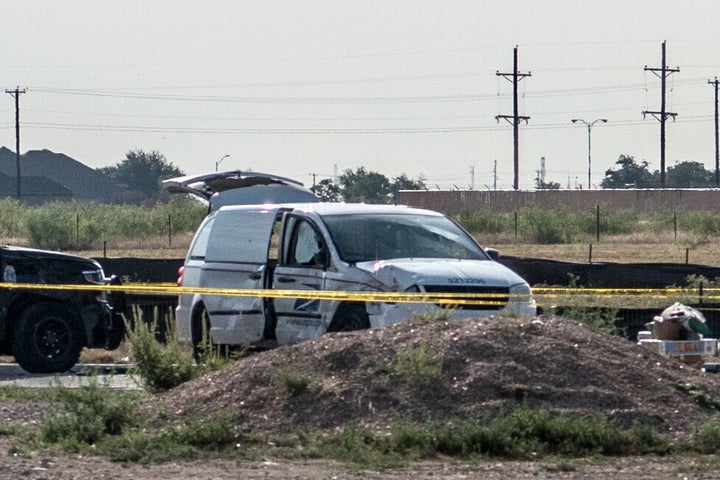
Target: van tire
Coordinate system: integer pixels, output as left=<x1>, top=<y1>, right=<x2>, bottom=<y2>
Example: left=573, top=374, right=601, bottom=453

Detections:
left=328, top=303, right=370, bottom=332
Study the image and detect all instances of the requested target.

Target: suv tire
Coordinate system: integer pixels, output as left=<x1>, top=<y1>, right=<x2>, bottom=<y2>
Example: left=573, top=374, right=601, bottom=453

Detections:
left=11, top=302, right=85, bottom=374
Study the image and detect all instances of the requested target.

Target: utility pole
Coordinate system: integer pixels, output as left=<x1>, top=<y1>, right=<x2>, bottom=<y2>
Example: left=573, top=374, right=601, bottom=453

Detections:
left=496, top=46, right=531, bottom=191
left=469, top=165, right=475, bottom=190
left=642, top=41, right=679, bottom=187
left=710, top=77, right=720, bottom=186
left=493, top=160, right=497, bottom=190
left=5, top=87, right=26, bottom=200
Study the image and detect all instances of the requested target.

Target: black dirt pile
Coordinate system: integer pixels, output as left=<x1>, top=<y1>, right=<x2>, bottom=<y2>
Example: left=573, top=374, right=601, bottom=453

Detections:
left=144, top=316, right=720, bottom=441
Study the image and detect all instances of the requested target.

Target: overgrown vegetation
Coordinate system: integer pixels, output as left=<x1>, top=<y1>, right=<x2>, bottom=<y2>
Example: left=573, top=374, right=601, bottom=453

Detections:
left=0, top=196, right=205, bottom=250
left=5, top=198, right=720, bottom=251
left=122, top=307, right=233, bottom=392
left=456, top=206, right=720, bottom=246
left=316, top=405, right=670, bottom=465
left=7, top=381, right=704, bottom=466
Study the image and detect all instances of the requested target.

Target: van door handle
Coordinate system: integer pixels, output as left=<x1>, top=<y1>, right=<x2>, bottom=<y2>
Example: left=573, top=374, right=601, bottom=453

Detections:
left=249, top=273, right=262, bottom=280
left=276, top=277, right=296, bottom=283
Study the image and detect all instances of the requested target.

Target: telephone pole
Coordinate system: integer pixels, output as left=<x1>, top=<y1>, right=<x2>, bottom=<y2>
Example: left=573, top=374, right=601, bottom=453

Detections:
left=496, top=46, right=531, bottom=191
left=5, top=87, right=26, bottom=200
left=642, top=41, right=679, bottom=187
left=710, top=77, right=720, bottom=186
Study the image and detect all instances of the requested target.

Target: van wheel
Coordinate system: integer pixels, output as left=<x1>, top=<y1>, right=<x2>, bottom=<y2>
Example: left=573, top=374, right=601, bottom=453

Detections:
left=11, top=302, right=84, bottom=374
left=328, top=303, right=370, bottom=332
left=191, top=306, right=228, bottom=362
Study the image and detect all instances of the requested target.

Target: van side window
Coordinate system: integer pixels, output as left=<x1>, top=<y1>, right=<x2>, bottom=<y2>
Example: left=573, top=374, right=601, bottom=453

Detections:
left=284, top=219, right=325, bottom=267
left=189, top=217, right=215, bottom=259
left=267, top=214, right=283, bottom=262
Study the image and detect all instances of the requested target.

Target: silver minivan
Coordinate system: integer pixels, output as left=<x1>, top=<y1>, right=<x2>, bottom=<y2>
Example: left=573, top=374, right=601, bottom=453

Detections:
left=175, top=203, right=536, bottom=350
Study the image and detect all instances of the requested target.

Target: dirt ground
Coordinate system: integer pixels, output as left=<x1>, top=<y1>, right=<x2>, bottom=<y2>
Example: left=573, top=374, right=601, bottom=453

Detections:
left=3, top=315, right=720, bottom=478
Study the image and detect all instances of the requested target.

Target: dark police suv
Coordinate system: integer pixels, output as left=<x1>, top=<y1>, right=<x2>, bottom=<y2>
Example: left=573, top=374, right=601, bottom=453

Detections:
left=0, top=246, right=124, bottom=373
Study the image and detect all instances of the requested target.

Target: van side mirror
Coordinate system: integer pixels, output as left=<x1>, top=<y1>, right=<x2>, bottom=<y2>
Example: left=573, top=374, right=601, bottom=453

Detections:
left=485, top=248, right=500, bottom=261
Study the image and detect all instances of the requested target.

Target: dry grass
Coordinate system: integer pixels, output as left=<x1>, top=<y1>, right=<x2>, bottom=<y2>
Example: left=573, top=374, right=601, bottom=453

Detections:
left=73, top=232, right=195, bottom=259
left=484, top=232, right=720, bottom=266
left=66, top=230, right=720, bottom=266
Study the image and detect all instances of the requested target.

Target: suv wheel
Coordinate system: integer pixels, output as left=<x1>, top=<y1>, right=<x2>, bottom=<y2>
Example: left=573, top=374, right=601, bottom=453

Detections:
left=11, top=302, right=85, bottom=374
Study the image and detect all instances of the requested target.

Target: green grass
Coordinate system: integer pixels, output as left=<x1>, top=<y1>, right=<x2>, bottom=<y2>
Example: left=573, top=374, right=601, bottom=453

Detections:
left=8, top=377, right=720, bottom=467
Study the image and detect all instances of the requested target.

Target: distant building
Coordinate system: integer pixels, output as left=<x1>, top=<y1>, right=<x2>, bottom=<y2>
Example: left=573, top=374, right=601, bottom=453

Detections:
left=0, top=147, right=127, bottom=204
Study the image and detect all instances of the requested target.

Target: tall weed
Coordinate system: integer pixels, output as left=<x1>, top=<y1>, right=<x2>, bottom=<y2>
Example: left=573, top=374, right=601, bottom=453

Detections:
left=123, top=308, right=200, bottom=392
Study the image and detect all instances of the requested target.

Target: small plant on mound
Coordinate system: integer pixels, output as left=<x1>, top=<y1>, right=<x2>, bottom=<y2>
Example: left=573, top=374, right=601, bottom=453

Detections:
left=410, top=307, right=456, bottom=323
left=271, top=367, right=314, bottom=397
left=673, top=382, right=720, bottom=412
left=386, top=342, right=443, bottom=385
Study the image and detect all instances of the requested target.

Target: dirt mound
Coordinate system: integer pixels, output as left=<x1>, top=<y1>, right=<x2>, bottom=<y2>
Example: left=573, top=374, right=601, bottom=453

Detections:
left=147, top=315, right=720, bottom=441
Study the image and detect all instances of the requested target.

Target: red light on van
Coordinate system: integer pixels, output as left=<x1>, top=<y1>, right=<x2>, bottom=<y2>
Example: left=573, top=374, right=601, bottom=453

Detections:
left=177, top=265, right=185, bottom=286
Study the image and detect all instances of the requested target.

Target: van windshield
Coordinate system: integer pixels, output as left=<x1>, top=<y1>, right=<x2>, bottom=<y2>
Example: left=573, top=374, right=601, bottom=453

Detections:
left=322, top=213, right=489, bottom=263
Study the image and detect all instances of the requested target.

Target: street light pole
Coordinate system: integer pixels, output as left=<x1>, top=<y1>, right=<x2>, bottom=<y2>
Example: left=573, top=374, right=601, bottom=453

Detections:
left=215, top=154, right=230, bottom=172
left=571, top=118, right=607, bottom=188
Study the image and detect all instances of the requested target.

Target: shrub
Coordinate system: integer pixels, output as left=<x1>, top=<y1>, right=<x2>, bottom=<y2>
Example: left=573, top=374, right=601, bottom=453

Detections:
left=695, top=420, right=720, bottom=453
left=391, top=342, right=443, bottom=384
left=39, top=377, right=139, bottom=449
left=518, top=208, right=573, bottom=244
left=272, top=367, right=313, bottom=397
left=123, top=308, right=200, bottom=392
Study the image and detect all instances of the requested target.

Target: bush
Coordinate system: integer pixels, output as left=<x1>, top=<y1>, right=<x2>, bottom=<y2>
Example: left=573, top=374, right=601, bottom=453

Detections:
left=391, top=342, right=443, bottom=384
left=39, top=377, right=139, bottom=449
left=695, top=420, right=720, bottom=453
left=123, top=308, right=200, bottom=392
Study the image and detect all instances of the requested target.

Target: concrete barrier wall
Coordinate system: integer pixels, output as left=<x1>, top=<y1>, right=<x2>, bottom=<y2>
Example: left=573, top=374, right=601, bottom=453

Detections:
left=398, top=189, right=720, bottom=214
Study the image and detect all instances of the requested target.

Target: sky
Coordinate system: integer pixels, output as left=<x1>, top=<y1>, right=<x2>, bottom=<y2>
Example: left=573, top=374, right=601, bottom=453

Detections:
left=2, top=0, right=720, bottom=190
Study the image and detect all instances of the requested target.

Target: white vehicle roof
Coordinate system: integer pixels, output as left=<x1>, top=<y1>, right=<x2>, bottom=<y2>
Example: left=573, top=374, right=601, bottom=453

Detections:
left=216, top=202, right=445, bottom=217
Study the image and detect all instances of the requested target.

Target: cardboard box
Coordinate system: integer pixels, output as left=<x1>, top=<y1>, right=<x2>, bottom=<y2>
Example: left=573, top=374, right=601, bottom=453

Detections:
left=639, top=339, right=718, bottom=356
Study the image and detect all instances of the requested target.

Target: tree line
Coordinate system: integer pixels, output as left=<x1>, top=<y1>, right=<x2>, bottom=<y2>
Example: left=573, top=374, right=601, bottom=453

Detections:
left=100, top=149, right=720, bottom=205
left=537, top=154, right=720, bottom=190
left=98, top=149, right=426, bottom=204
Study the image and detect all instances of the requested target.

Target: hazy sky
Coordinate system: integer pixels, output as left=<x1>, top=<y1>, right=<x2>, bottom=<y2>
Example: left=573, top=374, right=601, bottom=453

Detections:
left=2, top=0, right=720, bottom=190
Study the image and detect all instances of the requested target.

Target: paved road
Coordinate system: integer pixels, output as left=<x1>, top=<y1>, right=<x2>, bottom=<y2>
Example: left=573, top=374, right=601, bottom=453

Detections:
left=0, top=363, right=140, bottom=389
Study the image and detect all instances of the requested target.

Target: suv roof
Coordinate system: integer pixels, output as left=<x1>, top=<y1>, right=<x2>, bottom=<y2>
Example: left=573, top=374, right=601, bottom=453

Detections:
left=162, top=170, right=319, bottom=211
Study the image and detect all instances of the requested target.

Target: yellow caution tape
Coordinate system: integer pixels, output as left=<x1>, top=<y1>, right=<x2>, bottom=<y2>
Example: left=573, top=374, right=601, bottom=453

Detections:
left=0, top=282, right=716, bottom=307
